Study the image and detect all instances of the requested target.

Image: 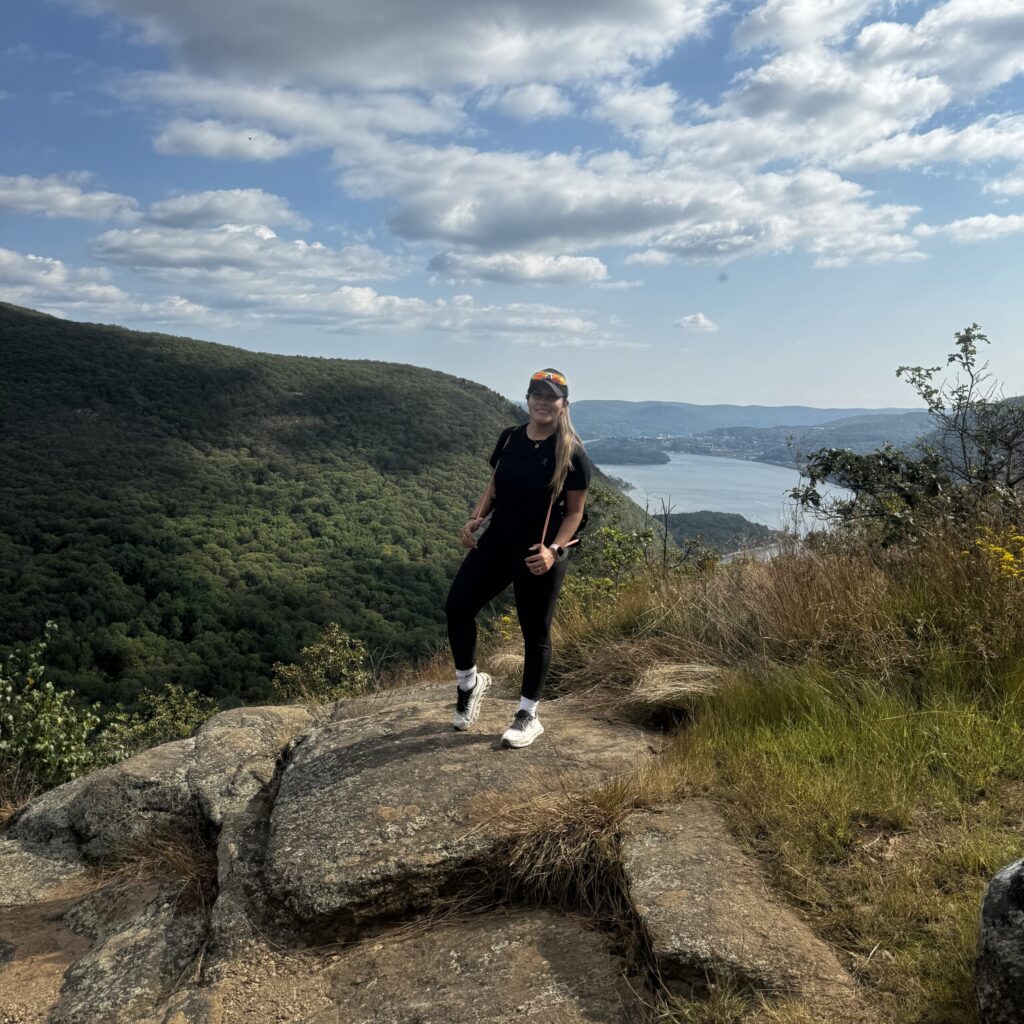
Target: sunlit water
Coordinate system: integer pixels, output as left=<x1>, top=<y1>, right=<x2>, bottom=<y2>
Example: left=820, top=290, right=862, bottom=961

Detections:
left=595, top=452, right=853, bottom=531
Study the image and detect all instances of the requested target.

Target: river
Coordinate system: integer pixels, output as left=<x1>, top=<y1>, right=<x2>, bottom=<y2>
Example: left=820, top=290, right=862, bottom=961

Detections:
left=594, top=451, right=853, bottom=531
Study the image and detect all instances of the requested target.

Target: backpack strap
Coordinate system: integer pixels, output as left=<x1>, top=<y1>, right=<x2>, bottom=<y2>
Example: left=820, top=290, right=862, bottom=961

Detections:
left=476, top=425, right=581, bottom=553
left=472, top=425, right=520, bottom=521
left=541, top=494, right=580, bottom=551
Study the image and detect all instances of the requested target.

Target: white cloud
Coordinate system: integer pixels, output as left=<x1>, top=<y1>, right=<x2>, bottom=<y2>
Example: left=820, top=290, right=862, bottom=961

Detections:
left=481, top=84, right=574, bottom=122
left=674, top=312, right=719, bottom=331
left=73, top=0, right=721, bottom=89
left=914, top=213, right=1024, bottom=244
left=0, top=246, right=219, bottom=323
left=91, top=223, right=396, bottom=280
left=631, top=168, right=924, bottom=268
left=125, top=73, right=464, bottom=146
left=3, top=240, right=635, bottom=345
left=333, top=134, right=924, bottom=267
left=984, top=164, right=1024, bottom=197
left=591, top=81, right=679, bottom=132
left=147, top=188, right=309, bottom=228
left=429, top=295, right=640, bottom=346
left=428, top=251, right=608, bottom=284
left=856, top=0, right=1024, bottom=97
left=154, top=119, right=297, bottom=160
left=625, top=249, right=675, bottom=266
left=0, top=173, right=137, bottom=220
left=735, top=0, right=888, bottom=51
left=19, top=0, right=1024, bottom=301
left=337, top=138, right=689, bottom=251
left=840, top=114, right=1024, bottom=171
left=635, top=47, right=951, bottom=169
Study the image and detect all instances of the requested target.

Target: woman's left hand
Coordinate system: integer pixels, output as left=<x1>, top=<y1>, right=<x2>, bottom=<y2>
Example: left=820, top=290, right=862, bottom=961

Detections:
left=525, top=543, right=556, bottom=574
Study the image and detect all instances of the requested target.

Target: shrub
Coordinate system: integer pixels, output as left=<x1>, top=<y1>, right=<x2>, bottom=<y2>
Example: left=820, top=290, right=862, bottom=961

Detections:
left=271, top=622, right=373, bottom=703
left=0, top=620, right=101, bottom=792
left=794, top=324, right=1024, bottom=543
left=563, top=523, right=656, bottom=608
left=93, top=683, right=219, bottom=764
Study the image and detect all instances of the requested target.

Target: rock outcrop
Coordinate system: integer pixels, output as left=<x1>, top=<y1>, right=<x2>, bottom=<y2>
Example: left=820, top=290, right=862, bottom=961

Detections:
left=1, top=678, right=884, bottom=1023
left=976, top=857, right=1024, bottom=1024
left=263, top=693, right=653, bottom=934
left=620, top=802, right=876, bottom=1022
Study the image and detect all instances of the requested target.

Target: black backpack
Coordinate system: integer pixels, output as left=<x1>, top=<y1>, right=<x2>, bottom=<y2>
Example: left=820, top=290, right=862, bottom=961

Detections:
left=555, top=490, right=589, bottom=549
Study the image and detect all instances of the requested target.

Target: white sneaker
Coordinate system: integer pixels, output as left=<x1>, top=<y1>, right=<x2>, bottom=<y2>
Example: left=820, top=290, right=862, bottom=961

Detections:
left=452, top=672, right=491, bottom=730
left=500, top=709, right=544, bottom=749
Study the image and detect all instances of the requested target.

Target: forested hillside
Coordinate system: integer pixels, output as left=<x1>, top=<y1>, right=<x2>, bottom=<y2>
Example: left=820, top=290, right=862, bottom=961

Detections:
left=0, top=303, right=632, bottom=706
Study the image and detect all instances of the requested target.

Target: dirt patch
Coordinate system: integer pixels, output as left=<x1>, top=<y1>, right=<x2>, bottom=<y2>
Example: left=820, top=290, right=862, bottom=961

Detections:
left=0, top=882, right=95, bottom=1024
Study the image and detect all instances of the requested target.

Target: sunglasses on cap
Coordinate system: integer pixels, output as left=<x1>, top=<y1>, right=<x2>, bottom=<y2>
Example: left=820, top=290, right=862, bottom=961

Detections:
left=529, top=370, right=567, bottom=387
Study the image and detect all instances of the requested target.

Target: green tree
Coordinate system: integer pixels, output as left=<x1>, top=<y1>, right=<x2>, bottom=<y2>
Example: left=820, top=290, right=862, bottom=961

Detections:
left=793, top=324, right=1024, bottom=542
left=271, top=622, right=373, bottom=703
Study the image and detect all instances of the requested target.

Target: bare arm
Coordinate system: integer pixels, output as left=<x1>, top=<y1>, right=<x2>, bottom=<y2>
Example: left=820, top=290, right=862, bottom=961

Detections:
left=460, top=476, right=497, bottom=549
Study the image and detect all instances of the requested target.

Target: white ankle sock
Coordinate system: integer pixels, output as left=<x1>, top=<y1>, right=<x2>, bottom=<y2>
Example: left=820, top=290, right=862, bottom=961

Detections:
left=456, top=665, right=478, bottom=691
left=518, top=696, right=539, bottom=717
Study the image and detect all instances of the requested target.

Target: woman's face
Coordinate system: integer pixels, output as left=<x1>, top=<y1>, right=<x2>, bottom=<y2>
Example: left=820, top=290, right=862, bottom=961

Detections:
left=527, top=390, right=565, bottom=425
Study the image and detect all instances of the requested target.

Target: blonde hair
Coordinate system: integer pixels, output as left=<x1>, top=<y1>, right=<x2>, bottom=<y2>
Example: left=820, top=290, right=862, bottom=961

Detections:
left=548, top=401, right=586, bottom=500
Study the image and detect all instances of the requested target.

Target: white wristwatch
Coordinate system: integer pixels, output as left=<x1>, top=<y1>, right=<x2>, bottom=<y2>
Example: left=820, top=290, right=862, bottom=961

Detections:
left=550, top=543, right=567, bottom=562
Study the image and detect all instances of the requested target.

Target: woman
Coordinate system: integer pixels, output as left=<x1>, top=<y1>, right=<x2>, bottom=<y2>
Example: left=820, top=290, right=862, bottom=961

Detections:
left=444, top=368, right=593, bottom=749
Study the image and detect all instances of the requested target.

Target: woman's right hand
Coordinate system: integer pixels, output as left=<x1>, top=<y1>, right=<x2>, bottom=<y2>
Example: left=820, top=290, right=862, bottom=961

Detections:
left=459, top=516, right=488, bottom=549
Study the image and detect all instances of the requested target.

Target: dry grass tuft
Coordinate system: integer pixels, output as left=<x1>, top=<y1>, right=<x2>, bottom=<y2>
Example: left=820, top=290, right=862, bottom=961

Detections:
left=95, top=816, right=219, bottom=916
left=548, top=525, right=1024, bottom=701
left=461, top=760, right=684, bottom=1002
left=656, top=978, right=825, bottom=1024
left=0, top=763, right=42, bottom=833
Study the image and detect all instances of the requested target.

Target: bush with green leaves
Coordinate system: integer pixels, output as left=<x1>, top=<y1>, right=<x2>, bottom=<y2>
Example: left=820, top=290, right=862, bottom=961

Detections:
left=563, top=523, right=656, bottom=607
left=92, top=683, right=219, bottom=765
left=0, top=620, right=102, bottom=790
left=271, top=622, right=373, bottom=703
left=793, top=323, right=1024, bottom=543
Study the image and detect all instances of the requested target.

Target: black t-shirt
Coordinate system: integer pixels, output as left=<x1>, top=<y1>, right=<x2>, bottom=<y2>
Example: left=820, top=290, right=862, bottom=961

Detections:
left=481, top=424, right=593, bottom=551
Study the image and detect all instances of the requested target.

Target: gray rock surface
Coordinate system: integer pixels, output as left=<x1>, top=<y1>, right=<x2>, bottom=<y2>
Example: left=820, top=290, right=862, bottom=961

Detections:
left=0, top=681, right=908, bottom=1024
left=50, top=890, right=207, bottom=1024
left=620, top=802, right=874, bottom=1022
left=311, top=910, right=642, bottom=1024
left=976, top=857, right=1024, bottom=1024
left=264, top=685, right=655, bottom=931
left=0, top=838, right=86, bottom=905
left=188, top=705, right=314, bottom=827
left=1, top=703, right=315, bottom=1022
left=195, top=909, right=642, bottom=1024
left=7, top=706, right=315, bottom=866
left=8, top=740, right=199, bottom=862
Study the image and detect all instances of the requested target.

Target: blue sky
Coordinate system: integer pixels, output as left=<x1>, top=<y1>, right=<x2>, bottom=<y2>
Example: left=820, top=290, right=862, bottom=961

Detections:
left=2, top=0, right=1023, bottom=406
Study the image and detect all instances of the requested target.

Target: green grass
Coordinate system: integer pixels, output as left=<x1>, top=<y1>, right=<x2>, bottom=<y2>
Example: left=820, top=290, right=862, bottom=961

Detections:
left=509, top=526, right=1024, bottom=1023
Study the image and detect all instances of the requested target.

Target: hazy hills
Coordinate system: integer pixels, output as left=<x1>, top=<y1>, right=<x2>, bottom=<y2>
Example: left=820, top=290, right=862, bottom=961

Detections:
left=568, top=399, right=924, bottom=439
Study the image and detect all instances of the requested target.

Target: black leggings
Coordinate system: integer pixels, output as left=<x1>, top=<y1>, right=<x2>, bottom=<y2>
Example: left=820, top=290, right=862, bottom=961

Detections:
left=445, top=536, right=570, bottom=701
